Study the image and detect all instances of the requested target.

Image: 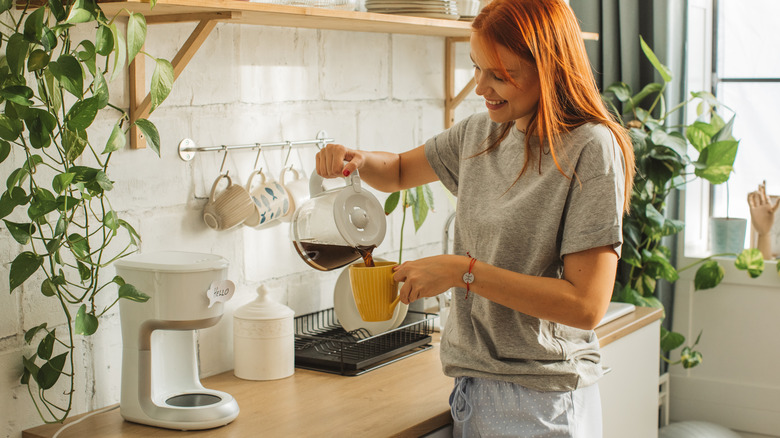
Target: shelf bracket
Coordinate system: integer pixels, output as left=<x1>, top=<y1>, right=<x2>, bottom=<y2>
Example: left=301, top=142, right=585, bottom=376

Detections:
left=129, top=11, right=241, bottom=149
left=444, top=36, right=475, bottom=129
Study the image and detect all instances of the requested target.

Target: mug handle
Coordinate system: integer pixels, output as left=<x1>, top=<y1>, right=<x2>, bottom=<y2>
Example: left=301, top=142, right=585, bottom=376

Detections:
left=245, top=169, right=267, bottom=192
left=280, top=166, right=299, bottom=187
left=388, top=270, right=401, bottom=313
left=210, top=174, right=231, bottom=202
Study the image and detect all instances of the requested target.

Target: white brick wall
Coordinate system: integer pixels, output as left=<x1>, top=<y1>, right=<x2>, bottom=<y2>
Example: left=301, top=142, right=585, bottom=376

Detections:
left=0, top=18, right=481, bottom=437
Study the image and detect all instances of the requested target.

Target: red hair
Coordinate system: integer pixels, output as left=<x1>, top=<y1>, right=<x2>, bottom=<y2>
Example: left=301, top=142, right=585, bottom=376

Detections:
left=472, top=0, right=635, bottom=212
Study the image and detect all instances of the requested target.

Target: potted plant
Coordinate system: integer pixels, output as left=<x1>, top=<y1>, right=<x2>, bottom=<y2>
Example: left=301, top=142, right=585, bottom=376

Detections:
left=0, top=0, right=173, bottom=423
left=603, top=37, right=766, bottom=368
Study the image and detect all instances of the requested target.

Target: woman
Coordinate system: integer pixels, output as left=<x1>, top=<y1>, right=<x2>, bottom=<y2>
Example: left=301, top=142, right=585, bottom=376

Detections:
left=316, top=0, right=635, bottom=435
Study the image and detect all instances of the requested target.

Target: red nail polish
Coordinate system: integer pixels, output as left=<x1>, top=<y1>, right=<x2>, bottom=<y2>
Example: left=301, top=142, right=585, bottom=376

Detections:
left=343, top=169, right=350, bottom=177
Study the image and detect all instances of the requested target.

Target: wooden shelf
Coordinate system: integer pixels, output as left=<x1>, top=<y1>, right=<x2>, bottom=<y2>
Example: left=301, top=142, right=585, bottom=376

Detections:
left=98, top=0, right=472, bottom=37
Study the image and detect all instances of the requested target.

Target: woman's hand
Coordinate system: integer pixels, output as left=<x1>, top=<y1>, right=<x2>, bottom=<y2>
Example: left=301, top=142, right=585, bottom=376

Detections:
left=315, top=143, right=365, bottom=178
left=392, top=255, right=465, bottom=304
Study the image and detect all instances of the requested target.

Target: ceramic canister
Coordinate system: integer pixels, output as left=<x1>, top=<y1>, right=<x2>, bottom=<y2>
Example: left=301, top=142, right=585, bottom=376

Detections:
left=233, top=285, right=295, bottom=381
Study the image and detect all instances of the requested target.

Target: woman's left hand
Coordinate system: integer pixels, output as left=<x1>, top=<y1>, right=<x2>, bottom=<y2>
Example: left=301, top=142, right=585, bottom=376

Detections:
left=392, top=255, right=464, bottom=304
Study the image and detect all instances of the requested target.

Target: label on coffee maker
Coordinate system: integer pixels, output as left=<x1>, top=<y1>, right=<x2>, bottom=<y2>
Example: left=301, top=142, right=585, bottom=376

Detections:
left=207, top=279, right=235, bottom=308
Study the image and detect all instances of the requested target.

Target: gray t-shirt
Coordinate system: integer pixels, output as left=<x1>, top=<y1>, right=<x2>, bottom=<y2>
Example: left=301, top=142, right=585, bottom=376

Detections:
left=425, top=112, right=625, bottom=392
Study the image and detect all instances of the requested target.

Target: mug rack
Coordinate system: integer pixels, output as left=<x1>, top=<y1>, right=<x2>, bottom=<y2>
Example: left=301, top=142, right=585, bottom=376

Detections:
left=177, top=130, right=334, bottom=162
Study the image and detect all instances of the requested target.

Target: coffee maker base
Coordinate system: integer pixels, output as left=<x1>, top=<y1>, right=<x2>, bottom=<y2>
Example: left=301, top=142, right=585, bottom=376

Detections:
left=121, top=390, right=239, bottom=431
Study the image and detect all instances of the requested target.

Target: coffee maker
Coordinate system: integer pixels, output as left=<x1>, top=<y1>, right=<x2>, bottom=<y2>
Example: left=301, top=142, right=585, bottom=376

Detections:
left=115, top=251, right=240, bottom=430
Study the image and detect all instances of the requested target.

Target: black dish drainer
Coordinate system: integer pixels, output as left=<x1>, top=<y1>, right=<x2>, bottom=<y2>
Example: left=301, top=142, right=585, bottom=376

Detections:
left=294, top=308, right=435, bottom=376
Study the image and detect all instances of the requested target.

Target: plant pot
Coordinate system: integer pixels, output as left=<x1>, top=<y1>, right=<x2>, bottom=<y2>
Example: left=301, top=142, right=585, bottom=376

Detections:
left=708, top=217, right=747, bottom=254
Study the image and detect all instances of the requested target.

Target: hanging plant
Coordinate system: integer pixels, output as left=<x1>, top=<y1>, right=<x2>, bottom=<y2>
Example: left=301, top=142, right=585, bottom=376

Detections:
left=0, top=0, right=173, bottom=423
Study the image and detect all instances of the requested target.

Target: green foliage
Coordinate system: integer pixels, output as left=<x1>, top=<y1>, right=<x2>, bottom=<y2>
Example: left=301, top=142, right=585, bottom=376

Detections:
left=384, top=185, right=435, bottom=263
left=604, top=37, right=766, bottom=369
left=2, top=0, right=167, bottom=423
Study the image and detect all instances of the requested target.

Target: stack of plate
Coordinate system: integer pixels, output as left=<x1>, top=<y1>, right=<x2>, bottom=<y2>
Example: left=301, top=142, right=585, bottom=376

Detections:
left=365, top=0, right=460, bottom=20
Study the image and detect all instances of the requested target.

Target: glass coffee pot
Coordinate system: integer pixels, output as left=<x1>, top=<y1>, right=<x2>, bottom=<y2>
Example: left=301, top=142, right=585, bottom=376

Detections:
left=291, top=170, right=386, bottom=271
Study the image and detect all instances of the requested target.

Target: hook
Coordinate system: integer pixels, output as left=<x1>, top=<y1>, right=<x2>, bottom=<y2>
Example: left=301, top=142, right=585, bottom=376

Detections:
left=219, top=146, right=229, bottom=175
left=253, top=145, right=263, bottom=171
left=283, top=141, right=293, bottom=168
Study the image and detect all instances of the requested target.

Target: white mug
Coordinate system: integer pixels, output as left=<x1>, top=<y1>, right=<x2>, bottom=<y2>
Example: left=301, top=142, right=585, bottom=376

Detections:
left=279, top=166, right=310, bottom=223
left=203, top=174, right=255, bottom=231
left=245, top=169, right=290, bottom=228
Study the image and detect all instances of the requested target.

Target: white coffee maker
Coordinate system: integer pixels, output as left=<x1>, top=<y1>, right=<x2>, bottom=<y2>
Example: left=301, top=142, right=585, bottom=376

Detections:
left=115, top=251, right=240, bottom=430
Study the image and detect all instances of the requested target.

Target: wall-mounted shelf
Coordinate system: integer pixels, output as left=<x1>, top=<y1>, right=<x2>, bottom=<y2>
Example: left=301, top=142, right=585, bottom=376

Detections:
left=97, top=1, right=595, bottom=149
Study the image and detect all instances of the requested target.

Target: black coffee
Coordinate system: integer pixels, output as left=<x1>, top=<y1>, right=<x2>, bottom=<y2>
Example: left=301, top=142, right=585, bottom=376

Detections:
left=295, top=241, right=377, bottom=271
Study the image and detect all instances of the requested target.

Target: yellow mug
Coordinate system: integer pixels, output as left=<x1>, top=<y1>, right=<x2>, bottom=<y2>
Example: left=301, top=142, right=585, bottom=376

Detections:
left=348, top=261, right=401, bottom=322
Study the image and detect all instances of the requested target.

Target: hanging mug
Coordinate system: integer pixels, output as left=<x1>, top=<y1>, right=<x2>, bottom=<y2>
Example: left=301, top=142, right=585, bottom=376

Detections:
left=245, top=169, right=290, bottom=228
left=203, top=174, right=256, bottom=231
left=279, top=166, right=310, bottom=223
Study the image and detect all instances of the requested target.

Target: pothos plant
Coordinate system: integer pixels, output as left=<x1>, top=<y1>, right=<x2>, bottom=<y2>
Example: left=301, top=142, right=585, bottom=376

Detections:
left=0, top=0, right=173, bottom=423
left=603, top=37, right=765, bottom=369
left=383, top=184, right=434, bottom=263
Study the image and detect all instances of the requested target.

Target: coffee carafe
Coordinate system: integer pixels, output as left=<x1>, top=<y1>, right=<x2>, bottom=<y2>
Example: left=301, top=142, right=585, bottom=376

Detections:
left=291, top=170, right=386, bottom=271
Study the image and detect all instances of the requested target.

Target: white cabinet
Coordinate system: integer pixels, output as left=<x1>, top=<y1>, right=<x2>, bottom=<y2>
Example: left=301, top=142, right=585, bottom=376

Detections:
left=599, top=319, right=661, bottom=438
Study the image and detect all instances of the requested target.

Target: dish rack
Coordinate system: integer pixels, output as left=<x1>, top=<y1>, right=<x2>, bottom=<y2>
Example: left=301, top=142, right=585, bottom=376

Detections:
left=294, top=308, right=435, bottom=376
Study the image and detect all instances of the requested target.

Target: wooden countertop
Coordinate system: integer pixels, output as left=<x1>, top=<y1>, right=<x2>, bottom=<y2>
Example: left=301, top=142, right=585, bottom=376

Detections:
left=24, top=306, right=662, bottom=438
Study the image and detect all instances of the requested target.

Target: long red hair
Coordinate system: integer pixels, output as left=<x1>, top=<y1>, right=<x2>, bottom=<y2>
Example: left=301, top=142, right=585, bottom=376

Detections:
left=472, top=0, right=635, bottom=213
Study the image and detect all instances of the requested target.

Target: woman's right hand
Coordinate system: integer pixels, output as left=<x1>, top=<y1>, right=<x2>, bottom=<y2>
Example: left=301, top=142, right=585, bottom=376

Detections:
left=315, top=144, right=365, bottom=178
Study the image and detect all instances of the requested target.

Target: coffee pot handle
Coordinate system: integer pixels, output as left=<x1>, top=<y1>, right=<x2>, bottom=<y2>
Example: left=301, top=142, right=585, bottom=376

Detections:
left=309, top=164, right=361, bottom=197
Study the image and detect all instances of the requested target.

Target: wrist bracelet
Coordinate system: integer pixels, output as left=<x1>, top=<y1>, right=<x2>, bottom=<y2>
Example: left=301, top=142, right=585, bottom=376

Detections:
left=463, top=252, right=476, bottom=299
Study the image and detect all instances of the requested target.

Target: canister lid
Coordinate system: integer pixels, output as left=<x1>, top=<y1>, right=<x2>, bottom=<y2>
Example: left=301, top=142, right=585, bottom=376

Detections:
left=114, top=251, right=229, bottom=273
left=234, top=285, right=295, bottom=320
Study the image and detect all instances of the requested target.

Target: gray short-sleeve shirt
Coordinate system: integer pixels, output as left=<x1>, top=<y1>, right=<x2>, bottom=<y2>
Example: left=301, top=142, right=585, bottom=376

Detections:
left=425, top=112, right=625, bottom=392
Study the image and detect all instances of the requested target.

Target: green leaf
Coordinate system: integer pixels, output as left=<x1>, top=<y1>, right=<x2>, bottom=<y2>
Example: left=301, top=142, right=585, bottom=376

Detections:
left=65, top=97, right=99, bottom=130
left=63, top=128, right=89, bottom=162
left=694, top=140, right=739, bottom=185
left=650, top=128, right=687, bottom=158
left=103, top=210, right=120, bottom=231
left=65, top=6, right=95, bottom=24
left=660, top=327, right=685, bottom=352
left=77, top=261, right=91, bottom=281
left=49, top=55, right=84, bottom=99
left=40, top=278, right=57, bottom=297
left=0, top=140, right=9, bottom=163
left=133, top=119, right=160, bottom=156
left=23, top=6, right=45, bottom=43
left=0, top=114, right=24, bottom=141
left=24, top=323, right=47, bottom=343
left=412, top=185, right=429, bottom=231
left=694, top=260, right=725, bottom=290
left=41, top=70, right=62, bottom=113
left=119, top=283, right=151, bottom=302
left=75, top=305, right=99, bottom=335
left=3, top=220, right=36, bottom=244
left=0, top=192, right=16, bottom=220
left=95, top=171, right=114, bottom=191
left=103, top=120, right=125, bottom=154
left=93, top=70, right=110, bottom=109
left=37, top=352, right=67, bottom=389
left=644, top=203, right=666, bottom=228
left=22, top=355, right=40, bottom=386
left=56, top=195, right=81, bottom=212
left=735, top=248, right=764, bottom=278
left=118, top=219, right=141, bottom=245
left=52, top=172, right=75, bottom=194
left=1, top=85, right=34, bottom=106
left=95, top=24, right=114, bottom=56
left=127, top=13, right=147, bottom=63
left=384, top=191, right=400, bottom=214
left=27, top=199, right=58, bottom=220
left=37, top=330, right=55, bottom=360
left=6, top=33, right=30, bottom=76
left=48, top=0, right=67, bottom=21
left=109, top=22, right=127, bottom=82
left=0, top=0, right=12, bottom=14
left=150, top=58, right=174, bottom=112
left=113, top=275, right=126, bottom=287
left=627, top=82, right=664, bottom=112
left=639, top=35, right=672, bottom=83
left=10, top=251, right=43, bottom=291
left=604, top=82, right=631, bottom=102
left=680, top=346, right=703, bottom=369
left=77, top=40, right=97, bottom=77
left=68, top=233, right=90, bottom=261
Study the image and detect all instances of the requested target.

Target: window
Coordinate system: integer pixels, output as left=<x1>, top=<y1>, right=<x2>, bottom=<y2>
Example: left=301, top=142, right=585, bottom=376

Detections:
left=684, top=0, right=780, bottom=256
